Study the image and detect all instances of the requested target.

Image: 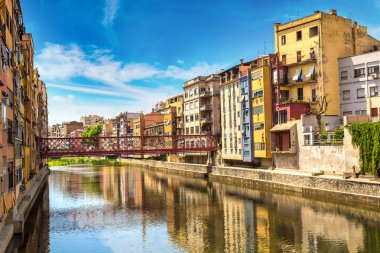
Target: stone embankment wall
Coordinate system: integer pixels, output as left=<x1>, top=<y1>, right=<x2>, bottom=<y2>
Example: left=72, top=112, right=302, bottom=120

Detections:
left=124, top=159, right=380, bottom=207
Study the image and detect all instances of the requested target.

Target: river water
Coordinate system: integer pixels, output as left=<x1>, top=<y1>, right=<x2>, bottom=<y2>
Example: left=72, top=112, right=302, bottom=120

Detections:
left=8, top=166, right=380, bottom=253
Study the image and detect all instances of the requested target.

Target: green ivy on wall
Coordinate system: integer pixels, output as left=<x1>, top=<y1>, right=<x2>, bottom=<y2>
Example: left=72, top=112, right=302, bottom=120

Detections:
left=347, top=122, right=380, bottom=176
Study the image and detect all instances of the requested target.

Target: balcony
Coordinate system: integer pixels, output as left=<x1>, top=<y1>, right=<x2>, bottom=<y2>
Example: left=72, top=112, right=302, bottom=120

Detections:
left=271, top=144, right=297, bottom=154
left=200, top=104, right=212, bottom=111
left=201, top=117, right=212, bottom=124
left=199, top=91, right=212, bottom=97
left=284, top=54, right=317, bottom=67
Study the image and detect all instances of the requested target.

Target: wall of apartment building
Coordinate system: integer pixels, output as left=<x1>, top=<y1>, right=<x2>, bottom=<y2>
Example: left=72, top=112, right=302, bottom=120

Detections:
left=184, top=81, right=201, bottom=135
left=339, top=51, right=380, bottom=117
left=63, top=121, right=83, bottom=136
left=221, top=76, right=242, bottom=161
left=275, top=10, right=380, bottom=117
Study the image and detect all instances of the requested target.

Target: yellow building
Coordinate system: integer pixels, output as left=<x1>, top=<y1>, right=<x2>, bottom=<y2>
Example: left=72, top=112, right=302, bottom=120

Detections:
left=164, top=94, right=184, bottom=135
left=274, top=9, right=380, bottom=121
left=251, top=56, right=274, bottom=165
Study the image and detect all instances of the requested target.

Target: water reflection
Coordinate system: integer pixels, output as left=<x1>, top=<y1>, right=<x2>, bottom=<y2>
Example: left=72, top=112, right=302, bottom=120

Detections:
left=12, top=166, right=380, bottom=253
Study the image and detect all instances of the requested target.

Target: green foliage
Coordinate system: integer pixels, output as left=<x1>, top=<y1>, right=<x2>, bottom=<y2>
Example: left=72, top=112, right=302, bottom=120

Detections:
left=334, top=128, right=344, bottom=140
left=81, top=124, right=103, bottom=138
left=48, top=157, right=128, bottom=167
left=318, top=133, right=327, bottom=140
left=347, top=122, right=380, bottom=176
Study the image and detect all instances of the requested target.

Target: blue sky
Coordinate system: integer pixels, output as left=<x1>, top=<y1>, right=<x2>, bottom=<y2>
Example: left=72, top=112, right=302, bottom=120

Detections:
left=21, top=0, right=380, bottom=124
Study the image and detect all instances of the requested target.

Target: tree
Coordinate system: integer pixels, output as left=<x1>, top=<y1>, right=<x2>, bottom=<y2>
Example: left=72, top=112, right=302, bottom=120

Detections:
left=309, top=95, right=329, bottom=137
left=81, top=124, right=103, bottom=138
left=81, top=124, right=103, bottom=146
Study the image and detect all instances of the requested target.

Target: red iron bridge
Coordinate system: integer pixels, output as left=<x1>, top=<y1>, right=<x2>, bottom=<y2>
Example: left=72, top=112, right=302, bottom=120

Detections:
left=40, top=135, right=218, bottom=157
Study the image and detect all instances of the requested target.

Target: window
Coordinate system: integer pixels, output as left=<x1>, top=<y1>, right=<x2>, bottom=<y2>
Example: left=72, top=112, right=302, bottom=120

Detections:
left=195, top=113, right=199, bottom=121
left=185, top=92, right=188, bottom=98
left=343, top=111, right=352, bottom=116
left=281, top=35, right=286, bottom=45
left=189, top=90, right=193, bottom=96
left=253, top=105, right=263, bottom=115
left=185, top=103, right=188, bottom=111
left=357, top=88, right=365, bottom=99
left=185, top=116, right=189, bottom=122
left=304, top=135, right=311, bottom=146
left=355, top=110, right=367, bottom=115
left=190, top=127, right=194, bottom=134
left=190, top=115, right=194, bottom=122
left=8, top=162, right=13, bottom=190
left=342, top=90, right=351, bottom=101
left=341, top=71, right=348, bottom=80
left=297, top=88, right=303, bottom=100
left=254, top=143, right=265, bottom=150
left=297, top=51, right=302, bottom=62
left=312, top=88, right=317, bottom=102
left=7, top=120, right=13, bottom=144
left=354, top=68, right=365, bottom=78
left=253, top=90, right=263, bottom=98
left=368, top=65, right=380, bottom=75
left=190, top=102, right=193, bottom=110
left=195, top=100, right=199, bottom=108
left=195, top=126, right=199, bottom=134
left=309, top=26, right=318, bottom=37
left=186, top=128, right=189, bottom=135
left=370, top=86, right=379, bottom=97
left=279, top=110, right=288, bottom=124
left=282, top=54, right=286, bottom=64
left=296, top=31, right=302, bottom=41
left=254, top=122, right=265, bottom=130
left=194, top=88, right=198, bottom=95
left=371, top=108, right=379, bottom=117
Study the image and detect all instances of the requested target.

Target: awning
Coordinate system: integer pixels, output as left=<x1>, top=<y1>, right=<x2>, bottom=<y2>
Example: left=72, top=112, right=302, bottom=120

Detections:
left=270, top=121, right=297, bottom=132
left=292, top=68, right=302, bottom=81
left=306, top=65, right=315, bottom=78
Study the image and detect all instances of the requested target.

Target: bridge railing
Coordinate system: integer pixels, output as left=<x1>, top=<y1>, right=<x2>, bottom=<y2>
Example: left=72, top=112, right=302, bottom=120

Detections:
left=40, top=135, right=218, bottom=157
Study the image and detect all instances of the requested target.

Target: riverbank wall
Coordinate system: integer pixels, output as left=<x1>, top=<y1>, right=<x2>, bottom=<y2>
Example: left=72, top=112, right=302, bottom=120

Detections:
left=121, top=159, right=380, bottom=208
left=0, top=168, right=49, bottom=253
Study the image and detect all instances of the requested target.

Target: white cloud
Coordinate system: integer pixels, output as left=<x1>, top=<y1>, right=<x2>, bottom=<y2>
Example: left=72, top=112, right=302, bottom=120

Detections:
left=177, top=59, right=184, bottom=65
left=36, top=43, right=226, bottom=125
left=103, top=0, right=119, bottom=26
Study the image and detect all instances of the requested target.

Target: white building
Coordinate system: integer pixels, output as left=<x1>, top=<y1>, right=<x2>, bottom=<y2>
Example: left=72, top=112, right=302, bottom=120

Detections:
left=339, top=51, right=380, bottom=121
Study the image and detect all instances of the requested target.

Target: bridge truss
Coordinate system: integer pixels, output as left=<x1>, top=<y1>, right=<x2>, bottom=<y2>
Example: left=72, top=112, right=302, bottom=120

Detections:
left=40, top=135, right=218, bottom=157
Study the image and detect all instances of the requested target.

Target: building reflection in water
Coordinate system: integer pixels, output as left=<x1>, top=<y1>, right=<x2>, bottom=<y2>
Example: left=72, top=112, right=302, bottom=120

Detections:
left=14, top=166, right=380, bottom=253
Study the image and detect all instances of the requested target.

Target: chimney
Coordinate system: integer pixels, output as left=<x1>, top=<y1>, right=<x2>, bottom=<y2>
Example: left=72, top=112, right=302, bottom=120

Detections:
left=240, top=58, right=244, bottom=64
left=314, top=10, right=320, bottom=14
left=329, top=9, right=337, bottom=16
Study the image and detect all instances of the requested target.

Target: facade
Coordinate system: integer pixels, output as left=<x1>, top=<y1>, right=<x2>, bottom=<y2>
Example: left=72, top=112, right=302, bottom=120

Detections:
left=144, top=122, right=164, bottom=136
left=163, top=94, right=184, bottom=135
left=250, top=56, right=275, bottom=165
left=80, top=114, right=104, bottom=127
left=62, top=121, right=83, bottom=137
left=183, top=75, right=221, bottom=136
left=272, top=9, right=380, bottom=155
left=339, top=51, right=380, bottom=121
left=183, top=75, right=220, bottom=164
left=0, top=0, right=48, bottom=227
left=50, top=124, right=63, bottom=137
left=220, top=60, right=250, bottom=163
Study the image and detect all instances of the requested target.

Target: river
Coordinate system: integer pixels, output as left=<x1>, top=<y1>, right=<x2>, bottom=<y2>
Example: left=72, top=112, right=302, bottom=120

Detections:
left=7, top=165, right=380, bottom=253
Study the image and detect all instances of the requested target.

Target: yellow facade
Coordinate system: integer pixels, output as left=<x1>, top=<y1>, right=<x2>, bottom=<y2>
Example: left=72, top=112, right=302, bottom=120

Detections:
left=164, top=94, right=183, bottom=135
left=275, top=10, right=380, bottom=116
left=251, top=65, right=272, bottom=159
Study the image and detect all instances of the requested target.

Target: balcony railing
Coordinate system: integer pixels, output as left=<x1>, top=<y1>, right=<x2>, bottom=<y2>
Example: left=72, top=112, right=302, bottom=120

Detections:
left=271, top=144, right=297, bottom=153
left=201, top=117, right=213, bottom=124
left=200, top=104, right=212, bottom=111
left=199, top=91, right=212, bottom=97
